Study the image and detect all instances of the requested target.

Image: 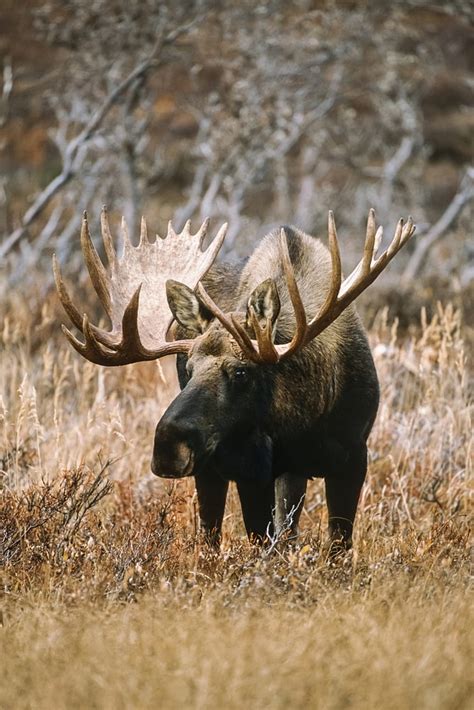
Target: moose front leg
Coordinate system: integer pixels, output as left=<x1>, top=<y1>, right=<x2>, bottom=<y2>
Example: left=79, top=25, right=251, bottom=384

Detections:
left=274, top=473, right=307, bottom=538
left=194, top=471, right=229, bottom=548
left=236, top=479, right=275, bottom=542
left=324, top=444, right=367, bottom=554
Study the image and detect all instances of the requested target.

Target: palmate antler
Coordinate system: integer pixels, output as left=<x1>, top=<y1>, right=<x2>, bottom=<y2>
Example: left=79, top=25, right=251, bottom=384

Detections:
left=53, top=209, right=227, bottom=365
left=56, top=208, right=414, bottom=367
left=197, top=209, right=416, bottom=364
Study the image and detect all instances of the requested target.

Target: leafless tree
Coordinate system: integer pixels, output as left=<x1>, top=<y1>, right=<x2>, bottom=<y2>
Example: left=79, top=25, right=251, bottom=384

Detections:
left=1, top=1, right=472, bottom=299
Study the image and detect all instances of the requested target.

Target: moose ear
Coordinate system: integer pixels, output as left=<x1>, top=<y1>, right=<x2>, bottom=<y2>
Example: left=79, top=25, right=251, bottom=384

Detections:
left=246, top=278, right=280, bottom=333
left=166, top=280, right=212, bottom=335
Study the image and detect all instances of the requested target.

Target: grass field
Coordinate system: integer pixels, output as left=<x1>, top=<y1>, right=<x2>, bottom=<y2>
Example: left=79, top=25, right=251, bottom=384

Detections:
left=0, top=290, right=472, bottom=709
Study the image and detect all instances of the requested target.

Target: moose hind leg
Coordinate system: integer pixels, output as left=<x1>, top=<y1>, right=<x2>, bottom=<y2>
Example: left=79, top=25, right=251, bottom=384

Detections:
left=274, top=473, right=307, bottom=538
left=195, top=471, right=229, bottom=548
left=324, top=444, right=367, bottom=553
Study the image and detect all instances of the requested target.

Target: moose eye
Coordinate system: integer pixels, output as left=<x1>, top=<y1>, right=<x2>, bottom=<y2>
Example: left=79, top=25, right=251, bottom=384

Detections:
left=233, top=367, right=248, bottom=382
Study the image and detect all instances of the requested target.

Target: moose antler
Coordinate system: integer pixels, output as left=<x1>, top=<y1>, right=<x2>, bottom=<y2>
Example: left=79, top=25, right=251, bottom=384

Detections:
left=54, top=209, right=227, bottom=365
left=197, top=209, right=415, bottom=364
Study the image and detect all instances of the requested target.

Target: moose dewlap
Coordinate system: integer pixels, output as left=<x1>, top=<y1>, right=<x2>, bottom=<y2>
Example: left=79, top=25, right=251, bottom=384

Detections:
left=54, top=208, right=415, bottom=549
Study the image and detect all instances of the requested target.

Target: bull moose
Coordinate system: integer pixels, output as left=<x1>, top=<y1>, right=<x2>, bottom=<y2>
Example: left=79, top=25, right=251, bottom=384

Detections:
left=54, top=208, right=415, bottom=549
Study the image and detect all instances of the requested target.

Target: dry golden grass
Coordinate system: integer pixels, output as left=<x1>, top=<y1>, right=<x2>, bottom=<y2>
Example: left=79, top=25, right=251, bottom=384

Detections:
left=0, top=289, right=472, bottom=709
left=2, top=586, right=472, bottom=710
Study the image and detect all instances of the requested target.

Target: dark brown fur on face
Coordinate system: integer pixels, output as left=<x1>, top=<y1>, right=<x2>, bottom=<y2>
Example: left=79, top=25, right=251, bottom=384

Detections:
left=153, top=226, right=379, bottom=550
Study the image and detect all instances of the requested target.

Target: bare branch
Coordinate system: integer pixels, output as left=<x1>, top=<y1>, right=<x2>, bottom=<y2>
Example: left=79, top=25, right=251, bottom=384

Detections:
left=174, top=164, right=209, bottom=229
left=263, top=495, right=305, bottom=557
left=401, top=167, right=474, bottom=284
left=0, top=56, right=13, bottom=127
left=383, top=136, right=415, bottom=184
left=294, top=146, right=319, bottom=230
left=378, top=136, right=415, bottom=220
left=0, top=17, right=202, bottom=260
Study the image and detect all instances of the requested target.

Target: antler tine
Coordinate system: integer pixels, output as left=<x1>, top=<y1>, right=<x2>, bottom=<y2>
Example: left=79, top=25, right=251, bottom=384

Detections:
left=81, top=212, right=112, bottom=317
left=196, top=281, right=240, bottom=338
left=296, top=210, right=342, bottom=341
left=401, top=216, right=415, bottom=246
left=53, top=251, right=120, bottom=347
left=326, top=211, right=343, bottom=303
left=61, top=323, right=101, bottom=364
left=82, top=314, right=118, bottom=362
left=60, top=316, right=117, bottom=367
left=199, top=222, right=228, bottom=275
left=64, top=287, right=193, bottom=366
left=341, top=210, right=381, bottom=293
left=362, top=208, right=377, bottom=274
left=197, top=217, right=210, bottom=248
left=229, top=314, right=260, bottom=357
left=167, top=220, right=177, bottom=239
left=248, top=309, right=279, bottom=363
left=197, top=282, right=260, bottom=362
left=81, top=310, right=147, bottom=366
left=118, top=285, right=194, bottom=361
left=181, top=219, right=192, bottom=237
left=372, top=216, right=414, bottom=273
left=272, top=208, right=415, bottom=362
left=139, top=216, right=149, bottom=246
left=304, top=211, right=342, bottom=332
left=277, top=228, right=307, bottom=357
left=120, top=285, right=144, bottom=354
left=121, top=216, right=132, bottom=256
left=373, top=226, right=384, bottom=258
left=100, top=206, right=116, bottom=267
left=53, top=254, right=84, bottom=332
left=342, top=212, right=416, bottom=303
left=385, top=218, right=403, bottom=258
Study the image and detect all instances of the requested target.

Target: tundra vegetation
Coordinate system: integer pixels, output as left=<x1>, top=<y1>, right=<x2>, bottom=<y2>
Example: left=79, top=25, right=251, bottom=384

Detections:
left=0, top=2, right=473, bottom=709
left=0, top=293, right=472, bottom=709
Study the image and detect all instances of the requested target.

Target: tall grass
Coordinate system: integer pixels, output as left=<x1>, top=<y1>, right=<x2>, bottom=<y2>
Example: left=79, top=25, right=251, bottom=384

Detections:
left=0, top=290, right=472, bottom=709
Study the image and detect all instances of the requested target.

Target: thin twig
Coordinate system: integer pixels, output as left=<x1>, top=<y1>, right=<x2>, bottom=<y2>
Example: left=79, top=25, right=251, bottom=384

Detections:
left=263, top=495, right=305, bottom=557
left=0, top=17, right=202, bottom=259
left=401, top=166, right=474, bottom=284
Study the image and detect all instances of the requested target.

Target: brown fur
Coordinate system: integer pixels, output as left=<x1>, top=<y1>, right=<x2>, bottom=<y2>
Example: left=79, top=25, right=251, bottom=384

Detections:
left=228, top=227, right=361, bottom=430
left=155, top=225, right=379, bottom=549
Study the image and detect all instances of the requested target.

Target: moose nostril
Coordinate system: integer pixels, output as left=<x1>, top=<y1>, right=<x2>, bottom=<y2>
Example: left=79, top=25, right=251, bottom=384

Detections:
left=151, top=436, right=195, bottom=478
left=176, top=441, right=191, bottom=466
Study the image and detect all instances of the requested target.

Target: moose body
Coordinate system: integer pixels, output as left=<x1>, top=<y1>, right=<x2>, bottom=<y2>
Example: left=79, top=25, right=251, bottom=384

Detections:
left=153, top=227, right=379, bottom=547
left=54, top=207, right=414, bottom=551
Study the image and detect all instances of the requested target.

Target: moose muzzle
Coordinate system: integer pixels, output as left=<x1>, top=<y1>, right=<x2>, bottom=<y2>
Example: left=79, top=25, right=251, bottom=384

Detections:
left=151, top=417, right=198, bottom=478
